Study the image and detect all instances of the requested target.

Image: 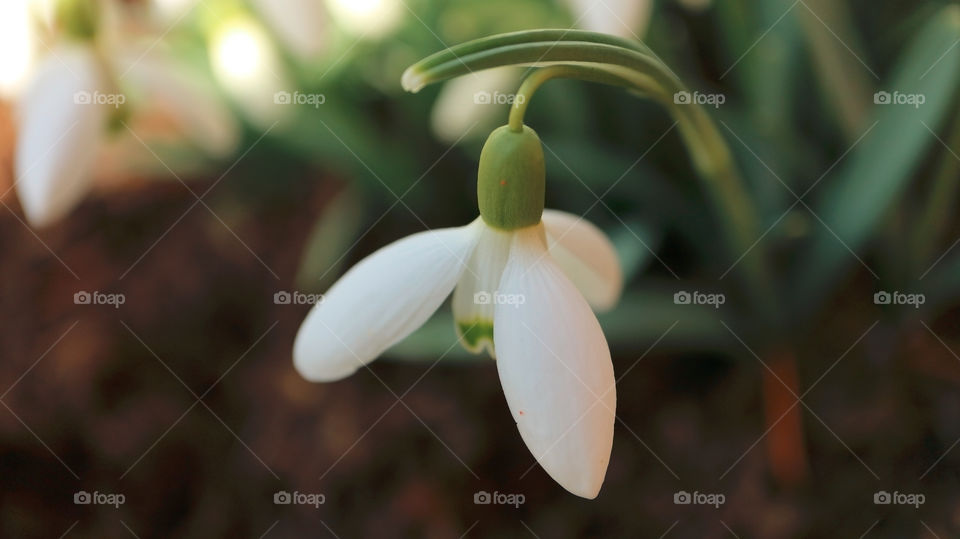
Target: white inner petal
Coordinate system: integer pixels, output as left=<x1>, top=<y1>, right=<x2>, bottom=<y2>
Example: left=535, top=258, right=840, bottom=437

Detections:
left=451, top=221, right=514, bottom=357
left=542, top=209, right=623, bottom=312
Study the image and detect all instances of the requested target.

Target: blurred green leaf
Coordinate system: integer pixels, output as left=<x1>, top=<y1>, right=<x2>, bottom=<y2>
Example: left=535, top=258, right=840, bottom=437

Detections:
left=791, top=6, right=960, bottom=316
left=386, top=288, right=736, bottom=363
left=295, top=186, right=366, bottom=292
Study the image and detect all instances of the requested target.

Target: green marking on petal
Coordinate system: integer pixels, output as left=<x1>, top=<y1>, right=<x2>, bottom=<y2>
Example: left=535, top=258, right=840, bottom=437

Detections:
left=456, top=319, right=495, bottom=357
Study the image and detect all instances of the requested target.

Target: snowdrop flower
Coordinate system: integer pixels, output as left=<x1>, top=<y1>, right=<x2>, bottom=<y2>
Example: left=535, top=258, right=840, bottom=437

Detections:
left=295, top=125, right=622, bottom=498
left=15, top=0, right=238, bottom=227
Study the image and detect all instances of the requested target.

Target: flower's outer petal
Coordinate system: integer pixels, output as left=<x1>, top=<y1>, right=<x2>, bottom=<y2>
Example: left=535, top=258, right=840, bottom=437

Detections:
left=494, top=224, right=616, bottom=499
left=542, top=209, right=622, bottom=312
left=15, top=45, right=107, bottom=227
left=451, top=222, right=513, bottom=357
left=120, top=50, right=240, bottom=157
left=294, top=221, right=481, bottom=382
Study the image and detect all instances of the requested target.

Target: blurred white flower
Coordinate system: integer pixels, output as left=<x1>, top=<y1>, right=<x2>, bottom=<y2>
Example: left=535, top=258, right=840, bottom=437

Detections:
left=250, top=0, right=328, bottom=59
left=119, top=51, right=238, bottom=158
left=14, top=7, right=240, bottom=227
left=210, top=18, right=291, bottom=128
left=325, top=0, right=403, bottom=39
left=294, top=210, right=622, bottom=498
left=564, top=0, right=653, bottom=39
left=430, top=68, right=521, bottom=145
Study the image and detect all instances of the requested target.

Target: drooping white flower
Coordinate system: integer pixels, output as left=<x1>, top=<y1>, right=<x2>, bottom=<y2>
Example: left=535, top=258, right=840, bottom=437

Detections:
left=294, top=125, right=622, bottom=498
left=14, top=3, right=239, bottom=227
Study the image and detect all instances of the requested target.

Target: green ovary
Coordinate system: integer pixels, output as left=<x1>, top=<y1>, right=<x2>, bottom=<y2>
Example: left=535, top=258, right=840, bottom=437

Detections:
left=477, top=125, right=545, bottom=230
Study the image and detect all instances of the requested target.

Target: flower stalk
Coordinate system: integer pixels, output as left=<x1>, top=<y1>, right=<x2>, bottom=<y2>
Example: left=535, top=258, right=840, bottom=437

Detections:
left=404, top=31, right=779, bottom=326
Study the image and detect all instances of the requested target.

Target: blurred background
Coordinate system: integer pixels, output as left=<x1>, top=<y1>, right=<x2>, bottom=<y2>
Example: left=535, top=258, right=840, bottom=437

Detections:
left=3, top=0, right=960, bottom=537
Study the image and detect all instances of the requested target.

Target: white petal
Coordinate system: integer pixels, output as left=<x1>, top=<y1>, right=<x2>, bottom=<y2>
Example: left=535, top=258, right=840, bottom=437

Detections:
left=542, top=209, right=623, bottom=312
left=451, top=222, right=513, bottom=356
left=494, top=224, right=616, bottom=498
left=120, top=51, right=240, bottom=157
left=250, top=0, right=328, bottom=58
left=565, top=0, right=653, bottom=38
left=294, top=221, right=481, bottom=382
left=15, top=46, right=107, bottom=227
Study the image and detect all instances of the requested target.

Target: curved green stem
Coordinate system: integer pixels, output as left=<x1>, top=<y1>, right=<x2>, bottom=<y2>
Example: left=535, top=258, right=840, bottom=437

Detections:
left=507, top=65, right=649, bottom=131
left=406, top=29, right=653, bottom=82
left=404, top=32, right=781, bottom=327
left=404, top=40, right=680, bottom=94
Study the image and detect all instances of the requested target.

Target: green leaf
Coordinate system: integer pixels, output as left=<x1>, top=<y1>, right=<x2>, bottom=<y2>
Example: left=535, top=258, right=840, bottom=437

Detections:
left=791, top=6, right=960, bottom=316
left=385, top=288, right=735, bottom=363
left=294, top=187, right=366, bottom=292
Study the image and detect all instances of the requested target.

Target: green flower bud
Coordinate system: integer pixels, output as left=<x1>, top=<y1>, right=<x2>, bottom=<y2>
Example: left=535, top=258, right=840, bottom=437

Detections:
left=56, top=0, right=100, bottom=41
left=477, top=125, right=545, bottom=230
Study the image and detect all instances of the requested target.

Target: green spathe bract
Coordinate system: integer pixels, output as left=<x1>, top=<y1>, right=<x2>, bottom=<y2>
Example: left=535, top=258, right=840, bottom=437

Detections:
left=477, top=125, right=545, bottom=230
left=57, top=0, right=100, bottom=41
